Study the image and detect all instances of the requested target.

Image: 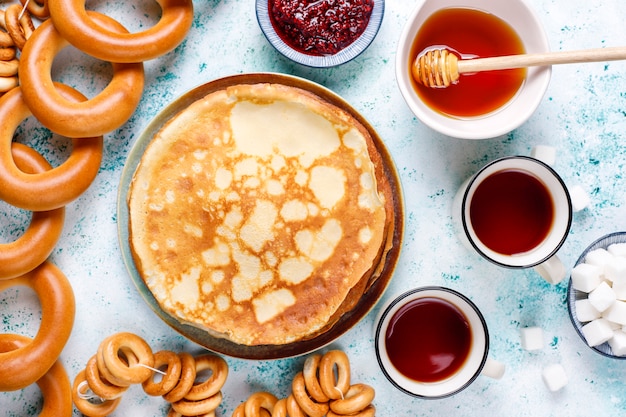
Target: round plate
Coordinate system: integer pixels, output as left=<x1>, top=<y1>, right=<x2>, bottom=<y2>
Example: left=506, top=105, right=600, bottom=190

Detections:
left=567, top=231, right=626, bottom=359
left=256, top=0, right=384, bottom=68
left=117, top=73, right=404, bottom=360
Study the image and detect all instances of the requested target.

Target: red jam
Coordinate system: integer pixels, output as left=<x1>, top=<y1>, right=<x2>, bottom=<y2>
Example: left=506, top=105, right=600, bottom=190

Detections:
left=269, top=0, right=374, bottom=56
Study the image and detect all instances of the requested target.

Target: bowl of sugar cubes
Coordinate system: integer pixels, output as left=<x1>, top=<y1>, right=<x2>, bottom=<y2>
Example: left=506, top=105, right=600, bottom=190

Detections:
left=567, top=232, right=626, bottom=359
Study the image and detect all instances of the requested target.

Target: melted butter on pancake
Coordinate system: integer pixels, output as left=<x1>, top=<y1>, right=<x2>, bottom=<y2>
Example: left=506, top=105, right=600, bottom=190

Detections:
left=128, top=83, right=390, bottom=345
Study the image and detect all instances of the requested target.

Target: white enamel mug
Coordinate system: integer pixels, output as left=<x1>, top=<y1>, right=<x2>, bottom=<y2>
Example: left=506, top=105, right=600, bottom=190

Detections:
left=453, top=156, right=572, bottom=284
left=374, top=287, right=504, bottom=398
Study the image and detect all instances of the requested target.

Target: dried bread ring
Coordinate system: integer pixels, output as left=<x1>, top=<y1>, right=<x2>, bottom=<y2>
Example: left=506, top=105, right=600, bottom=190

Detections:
left=184, top=353, right=229, bottom=401
left=72, top=369, right=121, bottom=417
left=99, top=332, right=154, bottom=386
left=0, top=334, right=72, bottom=417
left=20, top=0, right=50, bottom=20
left=142, top=350, right=182, bottom=397
left=0, top=46, right=16, bottom=61
left=291, top=372, right=329, bottom=417
left=285, top=394, right=307, bottom=417
left=95, top=335, right=140, bottom=388
left=0, top=30, right=15, bottom=47
left=18, top=12, right=144, bottom=137
left=0, top=58, right=18, bottom=76
left=243, top=391, right=278, bottom=417
left=0, top=85, right=103, bottom=211
left=162, top=352, right=196, bottom=403
left=327, top=404, right=376, bottom=417
left=302, top=353, right=330, bottom=403
left=5, top=4, right=35, bottom=50
left=85, top=354, right=128, bottom=400
left=47, top=0, right=193, bottom=62
left=319, top=350, right=351, bottom=400
left=0, top=143, right=65, bottom=280
left=0, top=76, right=18, bottom=94
left=171, top=391, right=223, bottom=416
left=0, top=261, right=75, bottom=391
left=329, top=383, right=375, bottom=415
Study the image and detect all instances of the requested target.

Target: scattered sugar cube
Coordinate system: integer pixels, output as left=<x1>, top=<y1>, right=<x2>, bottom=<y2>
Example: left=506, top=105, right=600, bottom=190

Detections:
left=608, top=330, right=626, bottom=356
left=581, top=318, right=614, bottom=347
left=541, top=364, right=568, bottom=392
left=603, top=301, right=626, bottom=326
left=608, top=243, right=626, bottom=258
left=585, top=248, right=613, bottom=269
left=520, top=326, right=544, bottom=351
left=604, top=256, right=626, bottom=283
left=531, top=145, right=556, bottom=166
left=588, top=281, right=616, bottom=312
left=481, top=358, right=506, bottom=380
left=571, top=263, right=603, bottom=293
left=575, top=299, right=601, bottom=322
left=569, top=185, right=591, bottom=212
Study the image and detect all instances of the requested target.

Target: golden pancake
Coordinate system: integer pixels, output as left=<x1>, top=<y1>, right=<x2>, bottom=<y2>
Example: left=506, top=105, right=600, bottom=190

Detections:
left=128, top=83, right=393, bottom=346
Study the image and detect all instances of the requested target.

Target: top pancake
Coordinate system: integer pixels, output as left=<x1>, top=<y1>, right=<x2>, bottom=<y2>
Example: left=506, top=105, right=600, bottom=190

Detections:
left=128, top=82, right=392, bottom=346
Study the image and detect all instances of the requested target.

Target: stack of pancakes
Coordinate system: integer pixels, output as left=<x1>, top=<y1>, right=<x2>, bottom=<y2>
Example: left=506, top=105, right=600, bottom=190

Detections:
left=128, top=82, right=395, bottom=346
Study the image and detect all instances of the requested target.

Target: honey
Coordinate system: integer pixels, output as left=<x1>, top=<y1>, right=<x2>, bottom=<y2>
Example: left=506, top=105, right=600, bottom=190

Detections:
left=409, top=8, right=527, bottom=118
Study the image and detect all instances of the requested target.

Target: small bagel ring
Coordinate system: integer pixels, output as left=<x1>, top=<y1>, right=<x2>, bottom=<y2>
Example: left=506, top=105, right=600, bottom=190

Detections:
left=0, top=85, right=103, bottom=211
left=319, top=350, right=351, bottom=400
left=0, top=334, right=73, bottom=417
left=85, top=355, right=128, bottom=400
left=100, top=332, right=154, bottom=386
left=327, top=405, right=376, bottom=417
left=286, top=394, right=307, bottom=417
left=184, top=353, right=228, bottom=401
left=142, top=350, right=182, bottom=397
left=291, top=372, right=329, bottom=417
left=0, top=143, right=65, bottom=280
left=171, top=391, right=223, bottom=416
left=20, top=0, right=50, bottom=20
left=5, top=4, right=35, bottom=50
left=96, top=335, right=140, bottom=388
left=162, top=352, right=196, bottom=403
left=303, top=353, right=330, bottom=403
left=0, top=261, right=75, bottom=391
left=48, top=0, right=193, bottom=62
left=18, top=12, right=144, bottom=137
left=72, top=369, right=121, bottom=417
left=329, top=384, right=375, bottom=415
left=243, top=391, right=278, bottom=417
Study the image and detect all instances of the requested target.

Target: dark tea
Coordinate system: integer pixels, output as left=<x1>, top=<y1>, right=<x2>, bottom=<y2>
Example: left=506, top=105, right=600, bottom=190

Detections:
left=385, top=297, right=472, bottom=383
left=469, top=169, right=554, bottom=255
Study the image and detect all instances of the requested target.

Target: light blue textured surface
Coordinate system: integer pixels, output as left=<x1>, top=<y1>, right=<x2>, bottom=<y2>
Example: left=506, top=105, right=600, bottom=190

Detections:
left=1, top=0, right=626, bottom=415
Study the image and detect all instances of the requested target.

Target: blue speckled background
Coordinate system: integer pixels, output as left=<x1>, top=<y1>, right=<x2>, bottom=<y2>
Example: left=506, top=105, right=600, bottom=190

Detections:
left=1, top=0, right=626, bottom=415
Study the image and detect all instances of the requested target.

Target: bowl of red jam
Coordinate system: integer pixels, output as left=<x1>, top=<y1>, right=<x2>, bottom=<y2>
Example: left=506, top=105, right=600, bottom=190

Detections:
left=256, top=0, right=384, bottom=67
left=396, top=0, right=551, bottom=139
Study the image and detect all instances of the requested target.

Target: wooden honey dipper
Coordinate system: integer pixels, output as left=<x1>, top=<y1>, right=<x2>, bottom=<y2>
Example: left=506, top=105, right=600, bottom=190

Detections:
left=412, top=46, right=626, bottom=88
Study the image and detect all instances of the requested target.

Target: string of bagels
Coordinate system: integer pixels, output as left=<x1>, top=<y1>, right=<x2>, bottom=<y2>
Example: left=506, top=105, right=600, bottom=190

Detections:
left=0, top=0, right=194, bottom=415
left=0, top=1, right=379, bottom=416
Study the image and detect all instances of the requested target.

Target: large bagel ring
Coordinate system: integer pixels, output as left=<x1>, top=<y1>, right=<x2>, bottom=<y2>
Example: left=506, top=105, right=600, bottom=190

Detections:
left=0, top=261, right=75, bottom=390
left=0, top=143, right=65, bottom=280
left=47, top=0, right=193, bottom=62
left=0, top=334, right=72, bottom=416
left=18, top=12, right=144, bottom=138
left=0, top=86, right=103, bottom=211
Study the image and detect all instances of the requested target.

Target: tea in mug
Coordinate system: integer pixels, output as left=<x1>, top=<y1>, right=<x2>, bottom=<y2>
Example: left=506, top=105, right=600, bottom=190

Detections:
left=469, top=169, right=554, bottom=255
left=384, top=297, right=472, bottom=383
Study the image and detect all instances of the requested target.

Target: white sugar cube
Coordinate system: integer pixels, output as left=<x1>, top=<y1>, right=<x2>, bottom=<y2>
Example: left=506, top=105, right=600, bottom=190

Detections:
left=604, top=256, right=626, bottom=283
left=603, top=300, right=626, bottom=326
left=569, top=185, right=591, bottom=212
left=613, top=279, right=626, bottom=301
left=585, top=248, right=613, bottom=269
left=531, top=145, right=556, bottom=166
left=571, top=263, right=603, bottom=293
left=581, top=318, right=614, bottom=346
left=608, top=330, right=626, bottom=356
left=520, top=326, right=544, bottom=351
left=541, top=363, right=568, bottom=392
left=575, top=299, right=601, bottom=322
left=608, top=243, right=626, bottom=258
left=588, top=281, right=616, bottom=312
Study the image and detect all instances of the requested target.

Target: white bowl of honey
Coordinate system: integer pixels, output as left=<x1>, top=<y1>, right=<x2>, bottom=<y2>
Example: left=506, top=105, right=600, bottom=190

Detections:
left=396, top=0, right=551, bottom=139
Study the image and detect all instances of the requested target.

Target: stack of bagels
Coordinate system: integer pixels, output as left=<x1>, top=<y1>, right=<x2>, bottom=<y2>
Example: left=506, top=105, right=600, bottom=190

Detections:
left=0, top=0, right=193, bottom=415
